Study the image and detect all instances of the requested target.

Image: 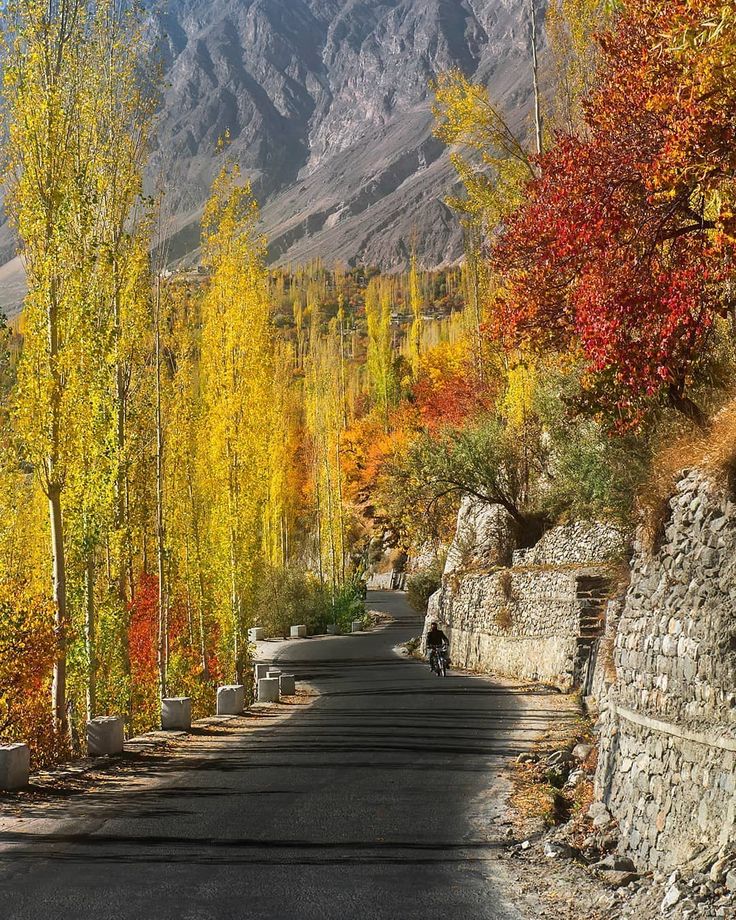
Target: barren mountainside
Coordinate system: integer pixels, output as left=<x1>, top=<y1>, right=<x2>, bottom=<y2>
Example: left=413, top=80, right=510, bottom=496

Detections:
left=150, top=0, right=538, bottom=268
left=0, top=0, right=539, bottom=313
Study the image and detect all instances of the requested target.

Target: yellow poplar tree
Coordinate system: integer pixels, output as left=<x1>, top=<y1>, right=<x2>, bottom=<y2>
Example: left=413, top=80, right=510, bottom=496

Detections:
left=199, top=166, right=273, bottom=682
left=304, top=323, right=348, bottom=589
left=4, top=0, right=100, bottom=735
left=408, top=255, right=423, bottom=378
left=365, top=278, right=397, bottom=430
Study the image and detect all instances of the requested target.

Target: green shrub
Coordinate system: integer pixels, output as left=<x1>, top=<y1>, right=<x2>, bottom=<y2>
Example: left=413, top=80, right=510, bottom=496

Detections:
left=253, top=566, right=366, bottom=637
left=407, top=564, right=443, bottom=615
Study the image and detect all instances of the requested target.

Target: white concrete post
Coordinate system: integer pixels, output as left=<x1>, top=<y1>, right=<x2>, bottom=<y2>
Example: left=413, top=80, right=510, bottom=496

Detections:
left=87, top=716, right=124, bottom=756
left=248, top=627, right=266, bottom=643
left=0, top=743, right=30, bottom=791
left=161, top=697, right=192, bottom=730
left=279, top=674, right=296, bottom=696
left=290, top=624, right=307, bottom=638
left=216, top=685, right=245, bottom=716
left=254, top=663, right=271, bottom=682
left=267, top=669, right=282, bottom=679
left=257, top=677, right=280, bottom=703
left=351, top=620, right=363, bottom=633
left=326, top=624, right=339, bottom=635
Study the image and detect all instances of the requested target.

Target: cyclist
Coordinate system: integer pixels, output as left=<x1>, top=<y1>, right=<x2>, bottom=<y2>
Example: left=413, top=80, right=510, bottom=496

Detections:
left=426, top=621, right=449, bottom=673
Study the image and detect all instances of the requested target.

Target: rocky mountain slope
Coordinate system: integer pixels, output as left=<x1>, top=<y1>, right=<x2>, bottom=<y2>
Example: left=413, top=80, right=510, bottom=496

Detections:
left=0, top=0, right=539, bottom=314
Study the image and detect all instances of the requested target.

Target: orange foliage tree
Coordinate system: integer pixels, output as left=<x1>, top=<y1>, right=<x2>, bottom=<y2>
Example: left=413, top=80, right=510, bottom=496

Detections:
left=0, top=585, right=59, bottom=766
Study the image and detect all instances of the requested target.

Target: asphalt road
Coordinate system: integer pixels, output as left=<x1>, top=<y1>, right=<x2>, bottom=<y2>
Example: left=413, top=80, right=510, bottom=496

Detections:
left=0, top=590, right=557, bottom=920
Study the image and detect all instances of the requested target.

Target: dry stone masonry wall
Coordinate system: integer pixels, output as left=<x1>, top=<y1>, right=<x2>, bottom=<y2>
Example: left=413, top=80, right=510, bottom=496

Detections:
left=596, top=470, right=736, bottom=870
left=426, top=498, right=623, bottom=691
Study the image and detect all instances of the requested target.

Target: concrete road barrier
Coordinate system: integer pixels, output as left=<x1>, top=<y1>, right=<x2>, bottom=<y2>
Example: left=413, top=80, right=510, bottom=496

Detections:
left=161, top=697, right=192, bottom=730
left=258, top=677, right=280, bottom=703
left=87, top=716, right=124, bottom=756
left=248, top=627, right=266, bottom=643
left=267, top=668, right=282, bottom=679
left=326, top=623, right=339, bottom=635
left=254, top=663, right=271, bottom=681
left=290, top=624, right=307, bottom=638
left=217, top=685, right=245, bottom=715
left=351, top=620, right=363, bottom=633
left=279, top=674, right=296, bottom=696
left=0, top=743, right=30, bottom=791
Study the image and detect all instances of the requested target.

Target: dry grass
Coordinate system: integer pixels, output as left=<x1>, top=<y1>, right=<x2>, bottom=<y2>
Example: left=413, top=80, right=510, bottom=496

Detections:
left=509, top=713, right=596, bottom=833
left=496, top=604, right=514, bottom=630
left=640, top=397, right=736, bottom=554
left=596, top=633, right=617, bottom=685
left=498, top=568, right=514, bottom=599
left=494, top=569, right=516, bottom=630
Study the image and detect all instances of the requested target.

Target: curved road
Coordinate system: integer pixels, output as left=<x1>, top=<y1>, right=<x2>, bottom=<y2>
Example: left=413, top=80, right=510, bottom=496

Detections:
left=0, top=591, right=558, bottom=920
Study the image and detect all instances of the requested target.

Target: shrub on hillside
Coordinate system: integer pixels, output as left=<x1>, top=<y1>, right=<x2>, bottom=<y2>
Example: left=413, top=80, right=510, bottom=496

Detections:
left=407, top=564, right=443, bottom=615
left=380, top=413, right=543, bottom=547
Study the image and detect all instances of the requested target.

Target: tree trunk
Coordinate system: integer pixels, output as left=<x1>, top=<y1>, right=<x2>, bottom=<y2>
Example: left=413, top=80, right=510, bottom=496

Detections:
left=49, top=483, right=68, bottom=737
left=529, top=0, right=543, bottom=157
left=113, top=286, right=134, bottom=729
left=668, top=385, right=708, bottom=429
left=155, top=275, right=168, bottom=699
left=85, top=548, right=97, bottom=721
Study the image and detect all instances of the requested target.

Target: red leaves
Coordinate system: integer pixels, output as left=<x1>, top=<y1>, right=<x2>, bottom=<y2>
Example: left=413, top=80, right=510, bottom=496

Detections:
left=129, top=573, right=159, bottom=683
left=413, top=366, right=493, bottom=431
left=490, top=0, right=735, bottom=425
left=0, top=585, right=59, bottom=767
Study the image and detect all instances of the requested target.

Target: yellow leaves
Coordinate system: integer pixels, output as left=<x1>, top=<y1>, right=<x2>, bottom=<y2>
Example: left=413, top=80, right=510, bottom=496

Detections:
left=546, top=0, right=608, bottom=133
left=365, top=276, right=398, bottom=428
left=432, top=70, right=534, bottom=232
left=198, top=169, right=283, bottom=661
left=409, top=254, right=423, bottom=378
left=304, top=323, right=349, bottom=587
left=500, top=355, right=537, bottom=431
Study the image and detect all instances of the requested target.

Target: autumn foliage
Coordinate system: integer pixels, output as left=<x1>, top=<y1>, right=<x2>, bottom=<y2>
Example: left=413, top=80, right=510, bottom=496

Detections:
left=0, top=585, right=60, bottom=766
left=491, top=0, right=736, bottom=424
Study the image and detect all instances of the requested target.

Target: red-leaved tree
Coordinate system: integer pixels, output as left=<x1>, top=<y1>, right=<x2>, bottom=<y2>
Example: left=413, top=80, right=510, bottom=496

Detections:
left=491, top=0, right=736, bottom=425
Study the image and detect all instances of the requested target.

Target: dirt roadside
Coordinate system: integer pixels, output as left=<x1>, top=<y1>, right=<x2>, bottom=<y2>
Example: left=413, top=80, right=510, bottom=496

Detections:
left=0, top=689, right=316, bottom=846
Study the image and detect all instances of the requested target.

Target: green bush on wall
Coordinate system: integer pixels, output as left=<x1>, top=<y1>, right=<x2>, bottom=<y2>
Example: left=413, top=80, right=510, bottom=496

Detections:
left=407, top=565, right=443, bottom=615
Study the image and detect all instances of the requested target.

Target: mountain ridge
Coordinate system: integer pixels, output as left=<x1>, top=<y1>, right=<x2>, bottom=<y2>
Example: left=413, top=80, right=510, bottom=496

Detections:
left=0, top=0, right=539, bottom=315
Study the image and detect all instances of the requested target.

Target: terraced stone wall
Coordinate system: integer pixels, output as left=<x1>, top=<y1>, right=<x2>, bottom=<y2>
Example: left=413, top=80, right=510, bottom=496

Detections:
left=425, top=498, right=623, bottom=691
left=595, top=471, right=736, bottom=869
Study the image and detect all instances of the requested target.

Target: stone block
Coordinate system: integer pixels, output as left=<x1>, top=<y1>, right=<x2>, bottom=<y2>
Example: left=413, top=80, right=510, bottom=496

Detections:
left=216, top=685, right=245, bottom=716
left=161, top=697, right=192, bottom=731
left=0, top=743, right=30, bottom=791
left=279, top=674, right=296, bottom=696
left=248, top=627, right=266, bottom=643
left=267, top=669, right=282, bottom=679
left=258, top=677, right=280, bottom=703
left=290, top=624, right=307, bottom=638
left=351, top=620, right=363, bottom=633
left=254, top=663, right=271, bottom=682
left=326, top=624, right=339, bottom=635
left=87, top=716, right=124, bottom=756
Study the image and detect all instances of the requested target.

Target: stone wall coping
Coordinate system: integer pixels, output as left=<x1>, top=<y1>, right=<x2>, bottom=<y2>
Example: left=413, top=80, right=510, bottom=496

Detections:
left=444, top=561, right=618, bottom=581
left=613, top=703, right=736, bottom=753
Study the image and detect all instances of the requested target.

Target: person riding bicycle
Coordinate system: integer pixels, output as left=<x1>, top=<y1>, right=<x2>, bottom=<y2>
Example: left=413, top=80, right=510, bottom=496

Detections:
left=426, top=621, right=449, bottom=650
left=426, top=621, right=449, bottom=674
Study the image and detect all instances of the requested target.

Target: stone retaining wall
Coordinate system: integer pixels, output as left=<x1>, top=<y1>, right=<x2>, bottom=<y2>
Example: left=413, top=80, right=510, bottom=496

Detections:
left=595, top=470, right=736, bottom=869
left=426, top=498, right=623, bottom=691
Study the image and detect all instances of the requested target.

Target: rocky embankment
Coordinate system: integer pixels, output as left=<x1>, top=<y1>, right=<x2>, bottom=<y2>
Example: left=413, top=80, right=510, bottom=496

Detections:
left=417, top=469, right=736, bottom=917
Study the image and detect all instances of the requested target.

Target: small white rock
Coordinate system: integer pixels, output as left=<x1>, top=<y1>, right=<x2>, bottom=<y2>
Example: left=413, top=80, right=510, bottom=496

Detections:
left=661, top=885, right=682, bottom=912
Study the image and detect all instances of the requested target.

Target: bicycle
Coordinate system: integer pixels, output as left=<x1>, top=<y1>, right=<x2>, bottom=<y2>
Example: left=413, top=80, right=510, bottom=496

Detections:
left=428, top=645, right=449, bottom=677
